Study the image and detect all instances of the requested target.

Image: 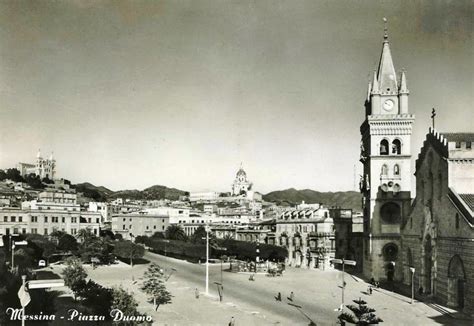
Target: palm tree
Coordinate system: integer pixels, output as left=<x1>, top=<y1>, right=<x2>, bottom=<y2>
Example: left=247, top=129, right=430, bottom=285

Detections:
left=338, top=298, right=383, bottom=325
left=165, top=225, right=187, bottom=241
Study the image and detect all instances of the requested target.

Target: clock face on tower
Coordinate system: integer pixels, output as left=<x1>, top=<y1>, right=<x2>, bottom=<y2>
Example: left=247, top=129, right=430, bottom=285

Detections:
left=383, top=99, right=394, bottom=112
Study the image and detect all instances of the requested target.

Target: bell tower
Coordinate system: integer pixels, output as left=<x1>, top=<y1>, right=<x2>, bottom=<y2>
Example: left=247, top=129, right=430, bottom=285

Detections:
left=359, top=20, right=415, bottom=281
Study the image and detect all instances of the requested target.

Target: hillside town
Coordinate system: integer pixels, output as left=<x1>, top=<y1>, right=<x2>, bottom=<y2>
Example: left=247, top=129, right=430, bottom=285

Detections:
left=0, top=2, right=472, bottom=326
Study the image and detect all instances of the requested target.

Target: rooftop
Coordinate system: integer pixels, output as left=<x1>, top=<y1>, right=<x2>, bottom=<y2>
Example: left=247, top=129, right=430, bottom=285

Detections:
left=440, top=133, right=474, bottom=143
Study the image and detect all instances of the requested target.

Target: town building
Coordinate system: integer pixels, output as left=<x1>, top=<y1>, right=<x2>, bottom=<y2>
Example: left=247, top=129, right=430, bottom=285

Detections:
left=189, top=192, right=220, bottom=203
left=400, top=129, right=474, bottom=316
left=331, top=208, right=364, bottom=272
left=0, top=188, right=100, bottom=237
left=359, top=28, right=414, bottom=281
left=275, top=205, right=335, bottom=270
left=111, top=211, right=170, bottom=240
left=17, top=150, right=56, bottom=180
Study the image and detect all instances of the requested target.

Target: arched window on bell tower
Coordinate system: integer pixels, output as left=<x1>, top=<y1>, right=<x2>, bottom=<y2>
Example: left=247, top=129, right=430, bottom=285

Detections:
left=394, top=164, right=400, bottom=176
left=392, top=139, right=401, bottom=155
left=381, top=164, right=388, bottom=176
left=380, top=139, right=389, bottom=155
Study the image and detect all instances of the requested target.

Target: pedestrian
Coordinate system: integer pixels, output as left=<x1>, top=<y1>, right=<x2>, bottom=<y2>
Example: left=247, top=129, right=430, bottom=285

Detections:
left=195, top=288, right=199, bottom=299
left=228, top=316, right=235, bottom=326
left=288, top=291, right=294, bottom=301
left=368, top=286, right=372, bottom=295
left=276, top=292, right=282, bottom=301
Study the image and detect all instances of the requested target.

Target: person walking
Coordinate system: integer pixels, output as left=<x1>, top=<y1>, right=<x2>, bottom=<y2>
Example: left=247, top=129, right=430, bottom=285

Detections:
left=368, top=286, right=373, bottom=295
left=195, top=288, right=200, bottom=299
left=228, top=316, right=235, bottom=326
left=288, top=291, right=294, bottom=301
left=276, top=292, right=282, bottom=301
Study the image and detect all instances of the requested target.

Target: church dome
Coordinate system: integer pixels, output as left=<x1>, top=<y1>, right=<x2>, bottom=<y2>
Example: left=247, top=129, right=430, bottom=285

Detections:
left=236, top=167, right=246, bottom=177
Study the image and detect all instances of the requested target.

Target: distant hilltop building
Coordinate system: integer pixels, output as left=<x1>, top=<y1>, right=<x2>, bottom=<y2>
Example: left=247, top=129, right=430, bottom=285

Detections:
left=232, top=164, right=252, bottom=196
left=17, top=149, right=56, bottom=180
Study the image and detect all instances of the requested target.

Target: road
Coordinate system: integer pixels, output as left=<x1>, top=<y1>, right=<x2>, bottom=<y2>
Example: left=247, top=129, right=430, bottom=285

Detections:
left=145, top=251, right=473, bottom=326
left=146, top=251, right=361, bottom=325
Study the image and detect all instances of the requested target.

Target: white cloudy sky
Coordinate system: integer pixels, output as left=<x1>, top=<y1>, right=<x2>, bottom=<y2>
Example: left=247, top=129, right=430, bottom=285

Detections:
left=0, top=0, right=472, bottom=193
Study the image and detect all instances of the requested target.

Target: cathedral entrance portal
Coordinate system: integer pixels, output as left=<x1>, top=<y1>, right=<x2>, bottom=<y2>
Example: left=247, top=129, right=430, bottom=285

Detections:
left=447, top=255, right=466, bottom=309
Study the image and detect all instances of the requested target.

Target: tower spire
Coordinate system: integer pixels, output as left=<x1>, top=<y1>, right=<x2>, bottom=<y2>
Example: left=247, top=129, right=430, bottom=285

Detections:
left=371, top=70, right=379, bottom=94
left=399, top=70, right=409, bottom=94
left=377, top=17, right=397, bottom=93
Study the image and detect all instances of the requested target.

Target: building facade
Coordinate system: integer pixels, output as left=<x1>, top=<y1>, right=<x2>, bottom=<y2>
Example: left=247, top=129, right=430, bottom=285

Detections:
left=17, top=150, right=56, bottom=180
left=111, top=212, right=170, bottom=240
left=401, top=130, right=474, bottom=316
left=275, top=206, right=335, bottom=270
left=359, top=29, right=414, bottom=281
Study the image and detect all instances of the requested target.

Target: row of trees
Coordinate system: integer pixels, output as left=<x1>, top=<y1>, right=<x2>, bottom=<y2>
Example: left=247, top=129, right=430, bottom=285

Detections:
left=0, top=168, right=54, bottom=189
left=136, top=225, right=288, bottom=262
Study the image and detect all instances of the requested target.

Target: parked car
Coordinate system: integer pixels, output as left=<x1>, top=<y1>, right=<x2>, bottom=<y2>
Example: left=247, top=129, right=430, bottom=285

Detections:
left=38, top=260, right=46, bottom=267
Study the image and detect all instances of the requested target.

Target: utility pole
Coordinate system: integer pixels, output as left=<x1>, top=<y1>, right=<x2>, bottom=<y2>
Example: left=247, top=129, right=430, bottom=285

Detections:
left=410, top=267, right=415, bottom=304
left=331, top=258, right=357, bottom=312
left=205, top=225, right=209, bottom=295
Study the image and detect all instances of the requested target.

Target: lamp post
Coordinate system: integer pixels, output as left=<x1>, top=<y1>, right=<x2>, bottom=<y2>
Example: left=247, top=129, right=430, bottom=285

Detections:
left=331, top=258, right=357, bottom=312
left=204, top=225, right=210, bottom=295
left=410, top=267, right=415, bottom=304
left=11, top=240, right=28, bottom=271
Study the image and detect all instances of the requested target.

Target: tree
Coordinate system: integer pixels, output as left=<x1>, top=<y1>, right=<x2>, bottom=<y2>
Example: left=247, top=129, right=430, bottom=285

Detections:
left=0, top=170, right=7, bottom=181
left=24, top=173, right=45, bottom=189
left=6, top=168, right=24, bottom=182
left=77, top=229, right=113, bottom=264
left=190, top=226, right=208, bottom=244
left=77, top=280, right=113, bottom=317
left=57, top=234, right=78, bottom=252
left=62, top=257, right=87, bottom=300
left=165, top=225, right=187, bottom=241
left=338, top=298, right=383, bottom=325
left=110, top=287, right=140, bottom=325
left=141, top=263, right=172, bottom=310
left=113, top=241, right=145, bottom=266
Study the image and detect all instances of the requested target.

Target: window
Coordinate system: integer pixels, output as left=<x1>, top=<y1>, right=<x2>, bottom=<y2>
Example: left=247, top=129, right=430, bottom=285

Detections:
left=146, top=226, right=149, bottom=230
left=71, top=217, right=77, bottom=223
left=467, top=142, right=472, bottom=149
left=154, top=225, right=156, bottom=229
left=123, top=218, right=126, bottom=222
left=123, top=225, right=126, bottom=230
left=31, top=216, right=37, bottom=223
left=52, top=217, right=58, bottom=223
left=392, top=139, right=401, bottom=155
left=11, top=216, right=16, bottom=222
left=380, top=139, right=389, bottom=155
left=96, top=218, right=99, bottom=223
left=455, top=142, right=461, bottom=148
left=31, top=228, right=37, bottom=234
left=44, top=216, right=48, bottom=223
left=13, top=228, right=19, bottom=234
left=62, top=217, right=65, bottom=223
left=394, top=164, right=400, bottom=176
left=380, top=202, right=401, bottom=224
left=162, top=225, right=165, bottom=230
left=44, top=228, right=48, bottom=235
left=3, top=216, right=7, bottom=222
left=381, top=164, right=388, bottom=176
left=455, top=213, right=459, bottom=229
left=19, top=216, right=23, bottom=222
left=71, top=228, right=77, bottom=235
left=88, top=218, right=91, bottom=223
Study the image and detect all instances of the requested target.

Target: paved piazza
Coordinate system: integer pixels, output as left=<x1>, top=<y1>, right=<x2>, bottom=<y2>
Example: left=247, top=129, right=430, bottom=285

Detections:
left=49, top=252, right=472, bottom=326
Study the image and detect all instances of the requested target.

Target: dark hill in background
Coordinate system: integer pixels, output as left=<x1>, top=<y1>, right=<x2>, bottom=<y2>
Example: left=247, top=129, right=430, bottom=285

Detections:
left=73, top=183, right=187, bottom=202
left=263, top=188, right=362, bottom=211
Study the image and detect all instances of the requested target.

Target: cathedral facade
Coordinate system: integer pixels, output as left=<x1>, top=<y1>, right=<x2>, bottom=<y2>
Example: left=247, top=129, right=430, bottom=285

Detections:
left=401, top=130, right=474, bottom=316
left=359, top=29, right=414, bottom=281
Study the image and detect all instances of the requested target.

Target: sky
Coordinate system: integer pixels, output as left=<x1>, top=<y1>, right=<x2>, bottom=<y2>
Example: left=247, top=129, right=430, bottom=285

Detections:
left=0, top=0, right=472, bottom=193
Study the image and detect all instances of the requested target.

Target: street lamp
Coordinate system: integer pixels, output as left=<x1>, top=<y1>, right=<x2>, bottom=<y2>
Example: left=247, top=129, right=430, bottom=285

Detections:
left=12, top=240, right=28, bottom=271
left=410, top=267, right=415, bottom=304
left=202, top=225, right=210, bottom=295
left=331, top=258, right=356, bottom=313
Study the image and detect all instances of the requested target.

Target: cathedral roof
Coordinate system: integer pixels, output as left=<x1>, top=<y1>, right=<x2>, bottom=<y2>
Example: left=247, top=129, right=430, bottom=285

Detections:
left=236, top=167, right=246, bottom=177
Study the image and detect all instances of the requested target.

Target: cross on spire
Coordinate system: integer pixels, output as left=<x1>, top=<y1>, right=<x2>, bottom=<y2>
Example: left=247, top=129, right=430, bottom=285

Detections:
left=431, top=108, right=436, bottom=129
